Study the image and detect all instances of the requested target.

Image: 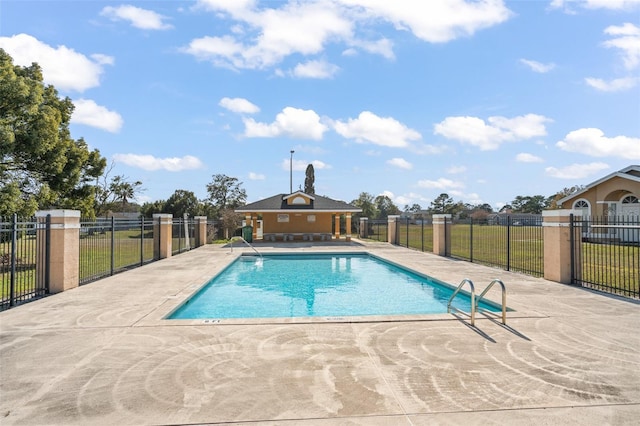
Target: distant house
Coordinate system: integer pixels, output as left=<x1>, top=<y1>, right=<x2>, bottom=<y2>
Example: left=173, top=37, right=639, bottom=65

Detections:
left=558, top=165, right=640, bottom=219
left=235, top=191, right=361, bottom=241
left=487, top=213, right=542, bottom=226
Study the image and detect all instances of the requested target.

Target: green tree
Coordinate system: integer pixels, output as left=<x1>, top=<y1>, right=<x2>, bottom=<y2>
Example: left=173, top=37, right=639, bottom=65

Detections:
left=205, top=174, right=247, bottom=217
left=350, top=192, right=377, bottom=219
left=304, top=163, right=315, bottom=194
left=429, top=193, right=455, bottom=214
left=140, top=200, right=166, bottom=218
left=511, top=195, right=548, bottom=214
left=374, top=195, right=400, bottom=219
left=0, top=49, right=106, bottom=217
left=164, top=189, right=202, bottom=218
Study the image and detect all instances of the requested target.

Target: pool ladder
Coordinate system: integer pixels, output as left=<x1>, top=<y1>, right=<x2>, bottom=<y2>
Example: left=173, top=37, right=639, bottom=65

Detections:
left=447, top=279, right=506, bottom=326
left=229, top=236, right=263, bottom=259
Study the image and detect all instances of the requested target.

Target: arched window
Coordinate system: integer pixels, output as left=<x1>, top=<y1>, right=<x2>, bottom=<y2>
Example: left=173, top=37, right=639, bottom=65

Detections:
left=621, top=195, right=639, bottom=204
left=573, top=199, right=590, bottom=222
left=574, top=200, right=589, bottom=208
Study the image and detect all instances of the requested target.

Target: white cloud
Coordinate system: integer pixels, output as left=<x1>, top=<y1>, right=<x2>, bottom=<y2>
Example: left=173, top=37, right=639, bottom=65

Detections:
left=387, top=158, right=413, bottom=170
left=520, top=58, right=555, bottom=73
left=603, top=23, right=640, bottom=70
left=186, top=1, right=352, bottom=69
left=447, top=165, right=467, bottom=174
left=100, top=5, right=173, bottom=30
left=551, top=0, right=640, bottom=11
left=0, top=34, right=112, bottom=92
left=417, top=178, right=464, bottom=190
left=281, top=159, right=331, bottom=171
left=71, top=99, right=123, bottom=133
left=186, top=1, right=511, bottom=71
left=545, top=162, right=610, bottom=179
left=585, top=76, right=638, bottom=91
left=112, top=154, right=204, bottom=171
left=291, top=60, right=340, bottom=79
left=243, top=107, right=328, bottom=140
left=338, top=0, right=512, bottom=43
left=516, top=153, right=544, bottom=163
left=556, top=128, right=640, bottom=159
left=248, top=172, right=265, bottom=180
left=434, top=114, right=551, bottom=150
left=219, top=97, right=260, bottom=113
left=334, top=111, right=421, bottom=148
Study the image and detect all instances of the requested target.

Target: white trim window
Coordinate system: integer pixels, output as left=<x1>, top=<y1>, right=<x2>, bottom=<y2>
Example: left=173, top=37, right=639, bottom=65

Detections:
left=277, top=214, right=289, bottom=223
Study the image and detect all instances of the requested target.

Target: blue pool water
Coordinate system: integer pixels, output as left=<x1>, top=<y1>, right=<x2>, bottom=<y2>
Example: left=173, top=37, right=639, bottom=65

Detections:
left=168, top=253, right=498, bottom=320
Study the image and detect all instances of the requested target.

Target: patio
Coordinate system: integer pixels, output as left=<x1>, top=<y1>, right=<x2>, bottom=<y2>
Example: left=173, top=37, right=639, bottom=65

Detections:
left=1, top=240, right=638, bottom=425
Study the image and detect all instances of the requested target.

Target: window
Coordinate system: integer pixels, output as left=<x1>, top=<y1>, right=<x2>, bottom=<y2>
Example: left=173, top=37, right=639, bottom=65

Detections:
left=277, top=214, right=289, bottom=222
left=574, top=200, right=589, bottom=208
left=622, top=195, right=639, bottom=204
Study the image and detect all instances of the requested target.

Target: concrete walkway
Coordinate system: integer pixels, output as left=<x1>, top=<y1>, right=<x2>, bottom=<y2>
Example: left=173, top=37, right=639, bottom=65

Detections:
left=1, top=240, right=638, bottom=425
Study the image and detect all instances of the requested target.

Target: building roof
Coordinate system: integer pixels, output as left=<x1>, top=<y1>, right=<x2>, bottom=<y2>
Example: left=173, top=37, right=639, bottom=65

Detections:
left=235, top=191, right=362, bottom=213
left=558, top=165, right=640, bottom=205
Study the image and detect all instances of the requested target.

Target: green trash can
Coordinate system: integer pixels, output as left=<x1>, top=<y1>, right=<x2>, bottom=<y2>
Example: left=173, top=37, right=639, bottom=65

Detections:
left=242, top=225, right=253, bottom=243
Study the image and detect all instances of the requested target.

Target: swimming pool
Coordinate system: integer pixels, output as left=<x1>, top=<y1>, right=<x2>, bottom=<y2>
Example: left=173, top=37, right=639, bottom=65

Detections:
left=168, top=253, right=500, bottom=320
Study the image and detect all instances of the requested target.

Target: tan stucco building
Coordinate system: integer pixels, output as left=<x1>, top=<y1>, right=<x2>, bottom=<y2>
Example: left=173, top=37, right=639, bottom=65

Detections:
left=558, top=165, right=640, bottom=218
left=558, top=165, right=639, bottom=243
left=235, top=191, right=361, bottom=241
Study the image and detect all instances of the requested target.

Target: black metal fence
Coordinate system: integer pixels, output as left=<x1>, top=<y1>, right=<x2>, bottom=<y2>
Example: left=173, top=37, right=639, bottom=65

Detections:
left=361, top=219, right=388, bottom=242
left=395, top=218, right=434, bottom=252
left=571, top=215, right=639, bottom=298
left=1, top=215, right=49, bottom=311
left=448, top=216, right=544, bottom=277
left=80, top=216, right=157, bottom=285
left=171, top=217, right=196, bottom=255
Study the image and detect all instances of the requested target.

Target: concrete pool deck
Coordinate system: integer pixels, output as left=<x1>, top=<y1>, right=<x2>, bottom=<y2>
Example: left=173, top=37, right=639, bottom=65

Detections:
left=1, top=240, right=639, bottom=425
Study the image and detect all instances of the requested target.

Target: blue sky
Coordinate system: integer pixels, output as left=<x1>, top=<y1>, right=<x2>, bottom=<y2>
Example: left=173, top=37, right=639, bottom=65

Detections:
left=2, top=0, right=639, bottom=210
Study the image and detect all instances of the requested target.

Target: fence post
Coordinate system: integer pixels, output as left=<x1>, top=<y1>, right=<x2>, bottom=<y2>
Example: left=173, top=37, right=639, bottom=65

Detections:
left=433, top=214, right=452, bottom=256
left=359, top=217, right=368, bottom=238
left=9, top=214, right=17, bottom=306
left=195, top=216, right=207, bottom=247
left=387, top=215, right=400, bottom=245
left=542, top=209, right=582, bottom=284
left=153, top=214, right=173, bottom=259
left=34, top=210, right=80, bottom=293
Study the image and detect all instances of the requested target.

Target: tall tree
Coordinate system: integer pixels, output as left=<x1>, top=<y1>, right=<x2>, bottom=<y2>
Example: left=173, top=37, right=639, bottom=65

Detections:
left=429, top=193, right=455, bottom=214
left=350, top=192, right=377, bottom=219
left=0, top=49, right=106, bottom=217
left=205, top=174, right=247, bottom=217
left=374, top=195, right=400, bottom=219
left=94, top=163, right=144, bottom=216
left=164, top=189, right=202, bottom=218
left=511, top=195, right=548, bottom=214
left=304, top=164, right=315, bottom=194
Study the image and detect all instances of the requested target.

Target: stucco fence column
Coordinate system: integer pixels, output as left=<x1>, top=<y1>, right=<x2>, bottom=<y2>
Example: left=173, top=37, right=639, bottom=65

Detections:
left=387, top=215, right=400, bottom=245
left=359, top=217, right=368, bottom=239
left=153, top=214, right=173, bottom=259
left=194, top=216, right=207, bottom=247
left=35, top=209, right=80, bottom=293
left=542, top=209, right=582, bottom=284
left=432, top=214, right=452, bottom=257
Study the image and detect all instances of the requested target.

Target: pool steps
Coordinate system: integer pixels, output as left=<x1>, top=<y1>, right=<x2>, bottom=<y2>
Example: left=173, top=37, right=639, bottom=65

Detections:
left=447, top=278, right=507, bottom=326
left=229, top=236, right=263, bottom=259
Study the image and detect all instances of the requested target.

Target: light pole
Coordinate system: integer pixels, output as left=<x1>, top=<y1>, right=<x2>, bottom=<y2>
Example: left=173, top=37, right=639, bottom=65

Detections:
left=290, top=150, right=295, bottom=193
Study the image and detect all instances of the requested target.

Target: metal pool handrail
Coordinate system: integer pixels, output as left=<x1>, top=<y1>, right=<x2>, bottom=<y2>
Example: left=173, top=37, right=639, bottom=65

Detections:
left=229, top=236, right=263, bottom=259
left=476, top=279, right=507, bottom=325
left=447, top=278, right=476, bottom=326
